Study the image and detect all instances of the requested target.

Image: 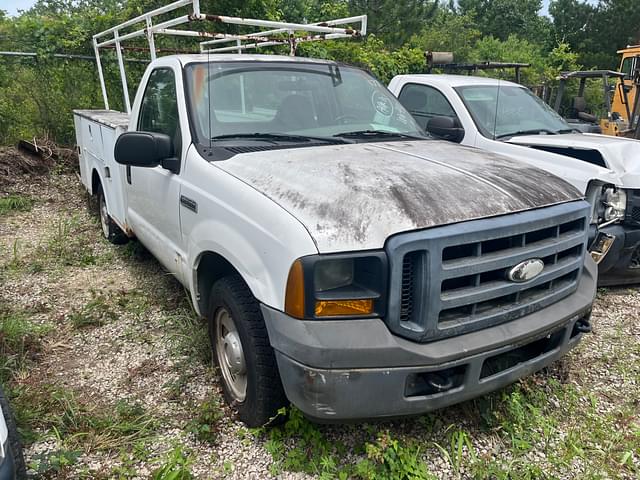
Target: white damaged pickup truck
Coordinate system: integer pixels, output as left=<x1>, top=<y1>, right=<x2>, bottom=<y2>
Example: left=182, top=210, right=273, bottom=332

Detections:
left=388, top=74, right=640, bottom=285
left=74, top=54, right=596, bottom=425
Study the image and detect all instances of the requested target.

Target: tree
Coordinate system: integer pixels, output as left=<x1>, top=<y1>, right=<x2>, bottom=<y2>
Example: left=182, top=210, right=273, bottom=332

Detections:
left=347, top=0, right=439, bottom=47
left=549, top=0, right=606, bottom=68
left=598, top=0, right=640, bottom=67
left=408, top=9, right=481, bottom=62
left=458, top=0, right=550, bottom=44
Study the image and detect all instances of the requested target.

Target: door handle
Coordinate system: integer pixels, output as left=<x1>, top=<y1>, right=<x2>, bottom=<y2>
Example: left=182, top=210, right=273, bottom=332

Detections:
left=180, top=195, right=198, bottom=213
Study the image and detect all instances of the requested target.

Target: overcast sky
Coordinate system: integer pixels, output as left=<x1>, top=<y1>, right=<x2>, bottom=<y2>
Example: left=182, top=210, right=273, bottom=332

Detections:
left=0, top=0, right=597, bottom=18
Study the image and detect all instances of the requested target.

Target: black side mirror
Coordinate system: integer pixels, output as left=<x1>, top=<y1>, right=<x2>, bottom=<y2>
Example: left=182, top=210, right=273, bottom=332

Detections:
left=115, top=131, right=173, bottom=168
left=426, top=116, right=465, bottom=143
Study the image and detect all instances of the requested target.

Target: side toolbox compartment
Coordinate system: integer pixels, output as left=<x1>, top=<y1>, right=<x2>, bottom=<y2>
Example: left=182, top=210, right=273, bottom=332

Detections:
left=73, top=110, right=130, bottom=232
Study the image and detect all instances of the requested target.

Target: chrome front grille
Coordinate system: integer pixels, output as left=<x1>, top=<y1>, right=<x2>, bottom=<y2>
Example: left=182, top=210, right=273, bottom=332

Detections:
left=386, top=201, right=590, bottom=343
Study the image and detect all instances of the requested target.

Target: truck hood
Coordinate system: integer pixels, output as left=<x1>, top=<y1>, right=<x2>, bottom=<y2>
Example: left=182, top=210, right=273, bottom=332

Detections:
left=507, top=133, right=640, bottom=186
left=216, top=140, right=582, bottom=253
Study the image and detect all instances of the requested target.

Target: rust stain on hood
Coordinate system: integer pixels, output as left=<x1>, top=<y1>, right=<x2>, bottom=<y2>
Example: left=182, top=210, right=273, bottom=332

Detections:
left=215, top=140, right=582, bottom=253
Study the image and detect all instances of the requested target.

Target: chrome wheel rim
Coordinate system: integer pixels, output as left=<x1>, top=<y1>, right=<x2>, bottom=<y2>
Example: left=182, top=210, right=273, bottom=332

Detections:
left=99, top=193, right=110, bottom=239
left=214, top=307, right=247, bottom=402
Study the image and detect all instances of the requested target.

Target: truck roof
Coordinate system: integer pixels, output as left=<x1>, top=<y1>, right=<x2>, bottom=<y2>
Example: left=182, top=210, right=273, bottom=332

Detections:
left=395, top=74, right=522, bottom=89
left=175, top=53, right=337, bottom=66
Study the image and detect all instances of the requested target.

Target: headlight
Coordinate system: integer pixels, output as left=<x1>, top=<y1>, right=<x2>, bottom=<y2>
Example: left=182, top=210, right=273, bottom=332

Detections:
left=284, top=253, right=387, bottom=319
left=602, top=187, right=627, bottom=222
left=314, top=259, right=354, bottom=292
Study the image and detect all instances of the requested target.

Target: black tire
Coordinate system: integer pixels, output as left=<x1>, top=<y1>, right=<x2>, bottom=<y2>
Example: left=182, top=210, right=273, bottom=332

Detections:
left=97, top=184, right=128, bottom=245
left=208, top=275, right=288, bottom=427
left=0, top=384, right=27, bottom=479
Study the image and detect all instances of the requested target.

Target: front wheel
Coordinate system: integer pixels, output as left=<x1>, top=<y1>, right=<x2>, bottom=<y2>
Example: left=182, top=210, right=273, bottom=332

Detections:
left=208, top=275, right=287, bottom=427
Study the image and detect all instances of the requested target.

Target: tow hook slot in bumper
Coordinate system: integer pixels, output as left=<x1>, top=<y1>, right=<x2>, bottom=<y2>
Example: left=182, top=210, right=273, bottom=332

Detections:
left=405, top=366, right=466, bottom=397
left=572, top=317, right=592, bottom=334
left=590, top=232, right=615, bottom=264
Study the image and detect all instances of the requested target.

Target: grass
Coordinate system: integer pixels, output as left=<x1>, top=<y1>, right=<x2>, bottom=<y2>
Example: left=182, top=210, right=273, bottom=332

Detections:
left=163, top=303, right=210, bottom=364
left=11, top=384, right=159, bottom=478
left=152, top=446, right=194, bottom=480
left=0, top=308, right=51, bottom=383
left=186, top=398, right=225, bottom=443
left=68, top=292, right=118, bottom=329
left=0, top=194, right=33, bottom=216
left=256, top=373, right=640, bottom=480
left=11, top=382, right=159, bottom=467
left=43, top=216, right=99, bottom=267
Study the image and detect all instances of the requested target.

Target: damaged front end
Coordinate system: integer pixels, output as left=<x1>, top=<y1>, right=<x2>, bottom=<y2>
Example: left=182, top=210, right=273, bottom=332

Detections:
left=595, top=187, right=640, bottom=285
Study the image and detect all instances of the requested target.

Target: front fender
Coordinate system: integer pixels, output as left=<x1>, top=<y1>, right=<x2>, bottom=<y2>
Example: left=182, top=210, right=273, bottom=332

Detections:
left=185, top=217, right=316, bottom=316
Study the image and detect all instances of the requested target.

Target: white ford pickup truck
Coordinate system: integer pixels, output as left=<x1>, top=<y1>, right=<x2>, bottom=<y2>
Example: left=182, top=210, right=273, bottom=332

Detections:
left=388, top=74, right=640, bottom=285
left=74, top=54, right=597, bottom=425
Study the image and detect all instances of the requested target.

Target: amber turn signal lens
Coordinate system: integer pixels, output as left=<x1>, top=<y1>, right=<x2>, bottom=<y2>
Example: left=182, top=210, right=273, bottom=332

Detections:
left=284, top=259, right=305, bottom=319
left=314, top=299, right=374, bottom=317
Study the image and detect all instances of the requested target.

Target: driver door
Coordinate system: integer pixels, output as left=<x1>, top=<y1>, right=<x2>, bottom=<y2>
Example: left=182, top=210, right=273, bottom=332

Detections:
left=125, top=67, right=186, bottom=280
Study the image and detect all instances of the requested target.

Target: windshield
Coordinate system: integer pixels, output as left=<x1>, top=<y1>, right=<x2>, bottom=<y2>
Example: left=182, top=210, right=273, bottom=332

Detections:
left=185, top=61, right=424, bottom=144
left=454, top=85, right=572, bottom=139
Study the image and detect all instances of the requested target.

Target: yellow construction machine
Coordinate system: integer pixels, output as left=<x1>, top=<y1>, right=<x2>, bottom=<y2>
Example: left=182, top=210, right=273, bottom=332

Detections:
left=552, top=46, right=640, bottom=139
left=611, top=45, right=640, bottom=138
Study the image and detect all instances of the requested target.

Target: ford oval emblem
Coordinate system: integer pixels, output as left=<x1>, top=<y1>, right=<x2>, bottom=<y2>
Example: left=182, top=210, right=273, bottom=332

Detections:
left=507, top=259, right=544, bottom=283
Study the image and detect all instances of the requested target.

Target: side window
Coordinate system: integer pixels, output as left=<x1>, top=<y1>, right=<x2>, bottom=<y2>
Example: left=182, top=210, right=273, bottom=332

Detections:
left=398, top=83, right=458, bottom=130
left=138, top=68, right=181, bottom=153
left=621, top=58, right=633, bottom=79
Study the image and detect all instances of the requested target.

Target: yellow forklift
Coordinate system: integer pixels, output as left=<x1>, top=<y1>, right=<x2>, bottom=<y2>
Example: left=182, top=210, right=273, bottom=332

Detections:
left=552, top=46, right=640, bottom=139
left=612, top=45, right=640, bottom=138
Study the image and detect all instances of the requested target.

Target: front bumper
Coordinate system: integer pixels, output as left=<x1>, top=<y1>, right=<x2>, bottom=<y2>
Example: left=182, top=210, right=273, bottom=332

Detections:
left=0, top=443, right=17, bottom=480
left=597, top=224, right=640, bottom=286
left=263, top=259, right=596, bottom=421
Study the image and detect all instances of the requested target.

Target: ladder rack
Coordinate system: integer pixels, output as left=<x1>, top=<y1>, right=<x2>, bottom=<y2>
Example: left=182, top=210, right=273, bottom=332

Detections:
left=93, top=0, right=366, bottom=112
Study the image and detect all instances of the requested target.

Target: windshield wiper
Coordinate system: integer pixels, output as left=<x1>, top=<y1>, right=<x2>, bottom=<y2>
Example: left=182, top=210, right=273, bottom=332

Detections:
left=211, top=132, right=347, bottom=144
left=332, top=130, right=426, bottom=140
left=496, top=128, right=558, bottom=139
left=555, top=128, right=581, bottom=134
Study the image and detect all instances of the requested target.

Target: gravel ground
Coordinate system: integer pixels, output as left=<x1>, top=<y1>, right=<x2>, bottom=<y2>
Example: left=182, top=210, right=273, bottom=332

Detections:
left=1, top=170, right=638, bottom=479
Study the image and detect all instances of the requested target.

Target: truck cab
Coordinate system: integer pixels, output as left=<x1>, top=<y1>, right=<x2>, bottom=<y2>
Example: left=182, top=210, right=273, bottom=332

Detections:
left=388, top=74, right=640, bottom=285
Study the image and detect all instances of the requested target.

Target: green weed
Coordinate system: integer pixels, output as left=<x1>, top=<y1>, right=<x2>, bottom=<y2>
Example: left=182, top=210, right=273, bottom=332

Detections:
left=11, top=383, right=157, bottom=450
left=355, top=431, right=435, bottom=480
left=164, top=310, right=210, bottom=364
left=0, top=194, right=33, bottom=215
left=42, top=216, right=97, bottom=267
left=433, top=427, right=475, bottom=477
left=115, top=289, right=150, bottom=316
left=152, top=446, right=194, bottom=480
left=263, top=407, right=346, bottom=477
left=187, top=398, right=225, bottom=443
left=68, top=292, right=117, bottom=328
left=31, top=448, right=82, bottom=477
left=0, top=309, right=51, bottom=382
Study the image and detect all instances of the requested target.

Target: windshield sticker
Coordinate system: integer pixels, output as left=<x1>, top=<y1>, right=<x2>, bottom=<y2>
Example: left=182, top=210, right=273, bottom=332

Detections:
left=395, top=111, right=409, bottom=125
left=372, top=91, right=394, bottom=117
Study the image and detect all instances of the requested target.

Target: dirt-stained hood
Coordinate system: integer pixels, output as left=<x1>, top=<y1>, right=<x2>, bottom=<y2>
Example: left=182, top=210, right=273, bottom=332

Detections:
left=216, top=140, right=582, bottom=253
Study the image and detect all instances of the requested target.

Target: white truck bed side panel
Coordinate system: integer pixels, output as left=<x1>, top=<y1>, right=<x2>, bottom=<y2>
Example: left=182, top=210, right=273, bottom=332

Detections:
left=73, top=109, right=130, bottom=231
left=100, top=125, right=127, bottom=227
left=73, top=114, right=89, bottom=190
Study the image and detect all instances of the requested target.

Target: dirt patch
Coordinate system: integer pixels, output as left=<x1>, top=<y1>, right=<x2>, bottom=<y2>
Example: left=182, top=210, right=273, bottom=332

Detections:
left=0, top=139, right=77, bottom=190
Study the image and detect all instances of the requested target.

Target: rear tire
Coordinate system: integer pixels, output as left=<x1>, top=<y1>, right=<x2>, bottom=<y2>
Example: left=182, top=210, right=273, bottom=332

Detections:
left=0, top=384, right=27, bottom=479
left=97, top=184, right=128, bottom=245
left=208, top=275, right=288, bottom=427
